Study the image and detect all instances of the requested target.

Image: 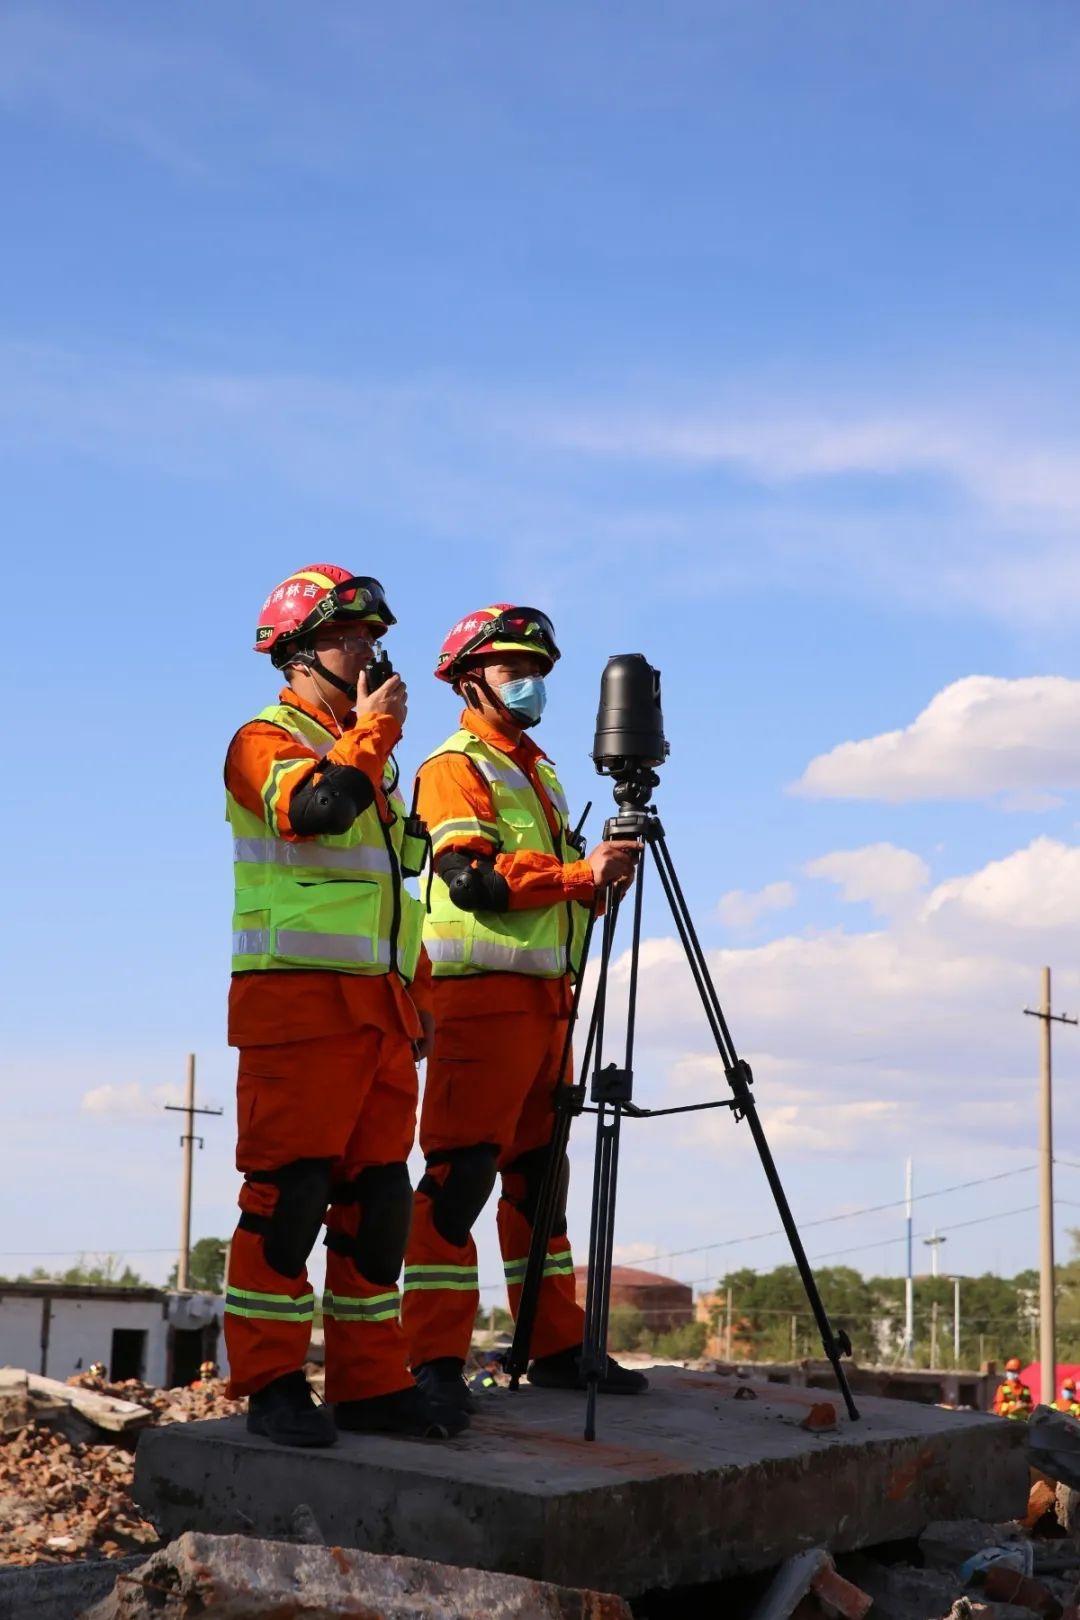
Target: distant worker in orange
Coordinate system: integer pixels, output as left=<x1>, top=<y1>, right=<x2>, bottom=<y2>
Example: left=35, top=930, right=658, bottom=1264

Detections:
left=192, top=1360, right=219, bottom=1389
left=1053, top=1376, right=1080, bottom=1417
left=401, top=604, right=648, bottom=1415
left=223, top=564, right=465, bottom=1447
left=993, top=1357, right=1033, bottom=1419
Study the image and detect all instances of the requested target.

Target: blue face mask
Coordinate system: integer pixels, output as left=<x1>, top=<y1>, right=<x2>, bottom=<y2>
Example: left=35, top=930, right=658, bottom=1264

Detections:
left=499, top=675, right=547, bottom=725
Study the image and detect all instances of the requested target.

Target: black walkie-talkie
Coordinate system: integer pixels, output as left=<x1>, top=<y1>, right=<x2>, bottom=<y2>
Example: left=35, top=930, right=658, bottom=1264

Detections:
left=366, top=646, right=393, bottom=693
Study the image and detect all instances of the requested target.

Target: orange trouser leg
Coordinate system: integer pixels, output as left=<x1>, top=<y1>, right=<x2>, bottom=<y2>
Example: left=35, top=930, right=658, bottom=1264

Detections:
left=226, top=1028, right=417, bottom=1400
left=322, top=1033, right=418, bottom=1403
left=402, top=1002, right=583, bottom=1367
left=401, top=1164, right=482, bottom=1367
left=225, top=1221, right=317, bottom=1397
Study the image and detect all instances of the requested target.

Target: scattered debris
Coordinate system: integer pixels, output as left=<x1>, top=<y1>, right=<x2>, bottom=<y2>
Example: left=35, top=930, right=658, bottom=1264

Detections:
left=0, top=1369, right=242, bottom=1569
left=748, top=1548, right=871, bottom=1620
left=800, top=1401, right=839, bottom=1433
left=81, top=1531, right=635, bottom=1618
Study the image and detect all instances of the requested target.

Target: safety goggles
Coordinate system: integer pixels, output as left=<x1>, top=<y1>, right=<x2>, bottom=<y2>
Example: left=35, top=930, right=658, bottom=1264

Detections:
left=303, top=576, right=397, bottom=635
left=455, top=606, right=560, bottom=667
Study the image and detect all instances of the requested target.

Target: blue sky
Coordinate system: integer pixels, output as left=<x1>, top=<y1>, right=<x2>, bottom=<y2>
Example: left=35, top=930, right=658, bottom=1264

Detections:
left=4, top=2, right=1080, bottom=1318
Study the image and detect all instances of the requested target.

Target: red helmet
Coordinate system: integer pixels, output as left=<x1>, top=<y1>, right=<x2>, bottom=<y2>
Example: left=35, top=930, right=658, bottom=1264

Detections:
left=434, top=604, right=560, bottom=684
left=1005, top=1357, right=1023, bottom=1373
left=255, top=565, right=396, bottom=664
left=1065, top=1378, right=1077, bottom=1393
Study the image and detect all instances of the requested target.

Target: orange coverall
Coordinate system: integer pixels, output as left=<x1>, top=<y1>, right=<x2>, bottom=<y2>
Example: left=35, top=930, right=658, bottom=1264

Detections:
left=225, top=688, right=432, bottom=1402
left=401, top=708, right=596, bottom=1368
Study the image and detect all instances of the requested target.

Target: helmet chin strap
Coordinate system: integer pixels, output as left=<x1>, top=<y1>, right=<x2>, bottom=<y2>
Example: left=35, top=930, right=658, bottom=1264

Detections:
left=308, top=650, right=358, bottom=703
left=463, top=672, right=539, bottom=729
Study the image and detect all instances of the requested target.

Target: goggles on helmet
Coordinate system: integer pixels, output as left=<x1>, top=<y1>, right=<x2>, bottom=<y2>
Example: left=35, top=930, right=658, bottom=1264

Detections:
left=300, top=575, right=396, bottom=635
left=454, top=607, right=560, bottom=670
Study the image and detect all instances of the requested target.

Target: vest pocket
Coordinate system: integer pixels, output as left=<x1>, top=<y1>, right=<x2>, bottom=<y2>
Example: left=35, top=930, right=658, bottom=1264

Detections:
left=269, top=876, right=383, bottom=970
left=496, top=807, right=535, bottom=850
left=397, top=890, right=425, bottom=981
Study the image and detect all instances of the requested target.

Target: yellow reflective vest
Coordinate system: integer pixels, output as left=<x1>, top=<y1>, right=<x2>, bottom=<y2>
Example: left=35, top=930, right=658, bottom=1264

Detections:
left=421, top=729, right=590, bottom=980
left=227, top=702, right=425, bottom=981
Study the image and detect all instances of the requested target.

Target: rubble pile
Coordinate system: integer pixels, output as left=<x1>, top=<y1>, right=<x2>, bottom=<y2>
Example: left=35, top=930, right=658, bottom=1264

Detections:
left=67, top=1372, right=245, bottom=1427
left=0, top=1372, right=242, bottom=1569
left=747, top=1509, right=1080, bottom=1620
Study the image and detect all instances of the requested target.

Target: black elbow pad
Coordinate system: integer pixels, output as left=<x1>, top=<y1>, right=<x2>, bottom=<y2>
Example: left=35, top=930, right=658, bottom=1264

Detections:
left=437, top=852, right=510, bottom=913
left=290, top=765, right=375, bottom=836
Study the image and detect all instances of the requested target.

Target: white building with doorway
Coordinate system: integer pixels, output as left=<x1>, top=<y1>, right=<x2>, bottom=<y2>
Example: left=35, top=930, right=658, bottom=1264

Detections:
left=0, top=1283, right=227, bottom=1387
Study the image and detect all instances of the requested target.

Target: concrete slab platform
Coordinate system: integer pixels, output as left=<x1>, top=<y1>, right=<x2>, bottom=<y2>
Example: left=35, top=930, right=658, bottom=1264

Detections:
left=133, top=1369, right=1029, bottom=1597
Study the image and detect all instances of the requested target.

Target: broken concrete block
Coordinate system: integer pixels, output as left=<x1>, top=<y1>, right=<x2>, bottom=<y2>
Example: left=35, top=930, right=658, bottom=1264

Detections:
left=1057, top=1483, right=1080, bottom=1538
left=981, top=1564, right=1063, bottom=1616
left=134, top=1370, right=1030, bottom=1595
left=81, top=1532, right=634, bottom=1619
left=1030, top=1406, right=1080, bottom=1490
left=748, top=1548, right=831, bottom=1619
left=918, top=1518, right=1014, bottom=1570
left=836, top=1555, right=963, bottom=1620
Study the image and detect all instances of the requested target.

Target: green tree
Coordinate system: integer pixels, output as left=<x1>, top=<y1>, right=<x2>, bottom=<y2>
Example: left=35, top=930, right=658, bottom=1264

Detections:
left=1, top=1255, right=148, bottom=1288
left=652, top=1321, right=708, bottom=1360
left=167, top=1237, right=227, bottom=1293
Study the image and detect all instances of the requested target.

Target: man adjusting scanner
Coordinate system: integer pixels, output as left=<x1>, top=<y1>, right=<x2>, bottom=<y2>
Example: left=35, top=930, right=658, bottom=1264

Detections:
left=402, top=604, right=648, bottom=1416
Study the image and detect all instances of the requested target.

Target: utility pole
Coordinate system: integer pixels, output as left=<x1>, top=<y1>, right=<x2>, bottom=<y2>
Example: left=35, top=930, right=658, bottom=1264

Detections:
left=949, top=1276, right=960, bottom=1365
left=1025, top=968, right=1076, bottom=1407
left=903, top=1157, right=915, bottom=1366
left=724, top=1286, right=733, bottom=1361
left=924, top=1229, right=946, bottom=1278
left=930, top=1299, right=939, bottom=1369
left=164, top=1055, right=223, bottom=1291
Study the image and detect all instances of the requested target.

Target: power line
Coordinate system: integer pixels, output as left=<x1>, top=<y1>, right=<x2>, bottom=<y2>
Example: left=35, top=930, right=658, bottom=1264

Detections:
left=614, top=1164, right=1040, bottom=1270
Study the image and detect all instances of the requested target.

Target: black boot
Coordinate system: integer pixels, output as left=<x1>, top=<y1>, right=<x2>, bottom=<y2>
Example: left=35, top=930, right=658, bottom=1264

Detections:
left=528, top=1345, right=649, bottom=1395
left=414, top=1356, right=477, bottom=1416
left=246, top=1370, right=337, bottom=1447
left=336, top=1382, right=469, bottom=1438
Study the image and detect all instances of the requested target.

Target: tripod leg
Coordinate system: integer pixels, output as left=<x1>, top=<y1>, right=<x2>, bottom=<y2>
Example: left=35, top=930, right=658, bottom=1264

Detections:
left=581, top=858, right=646, bottom=1440
left=583, top=1100, right=622, bottom=1440
left=506, top=906, right=603, bottom=1386
left=646, top=832, right=861, bottom=1423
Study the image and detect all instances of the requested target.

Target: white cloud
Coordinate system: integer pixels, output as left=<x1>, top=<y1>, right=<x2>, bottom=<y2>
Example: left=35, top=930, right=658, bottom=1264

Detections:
left=793, top=676, right=1080, bottom=803
left=717, top=880, right=797, bottom=929
left=805, top=844, right=930, bottom=913
left=537, top=405, right=1080, bottom=527
left=592, top=836, right=1080, bottom=1166
left=924, top=837, right=1080, bottom=945
left=81, top=1081, right=185, bottom=1118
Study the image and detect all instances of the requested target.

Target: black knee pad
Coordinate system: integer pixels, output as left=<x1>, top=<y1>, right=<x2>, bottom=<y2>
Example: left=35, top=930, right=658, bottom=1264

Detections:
left=327, top=1162, right=413, bottom=1287
left=504, top=1146, right=570, bottom=1236
left=246, top=1158, right=333, bottom=1279
left=419, top=1144, right=498, bottom=1247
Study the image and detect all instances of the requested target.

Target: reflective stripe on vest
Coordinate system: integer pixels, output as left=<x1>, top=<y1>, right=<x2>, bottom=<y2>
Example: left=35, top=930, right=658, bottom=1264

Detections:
left=425, top=937, right=563, bottom=975
left=420, top=729, right=588, bottom=981
left=232, top=930, right=392, bottom=966
left=232, top=836, right=393, bottom=874
left=227, top=701, right=423, bottom=980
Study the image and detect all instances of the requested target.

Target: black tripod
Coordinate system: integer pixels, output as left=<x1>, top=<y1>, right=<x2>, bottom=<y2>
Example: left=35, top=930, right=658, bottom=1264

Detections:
left=505, top=770, right=859, bottom=1440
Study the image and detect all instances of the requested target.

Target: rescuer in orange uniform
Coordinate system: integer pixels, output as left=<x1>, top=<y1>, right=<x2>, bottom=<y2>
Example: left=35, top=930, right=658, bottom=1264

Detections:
left=401, top=605, right=648, bottom=1415
left=1054, top=1376, right=1080, bottom=1417
left=992, top=1357, right=1033, bottom=1419
left=223, top=564, right=466, bottom=1447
